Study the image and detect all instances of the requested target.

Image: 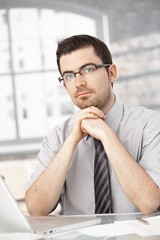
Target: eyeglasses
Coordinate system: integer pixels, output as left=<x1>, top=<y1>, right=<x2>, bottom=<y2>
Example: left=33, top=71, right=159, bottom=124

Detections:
left=58, top=63, right=110, bottom=83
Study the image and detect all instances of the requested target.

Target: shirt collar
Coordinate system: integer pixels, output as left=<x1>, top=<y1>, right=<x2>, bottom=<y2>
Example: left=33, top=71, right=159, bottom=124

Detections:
left=104, top=95, right=124, bottom=133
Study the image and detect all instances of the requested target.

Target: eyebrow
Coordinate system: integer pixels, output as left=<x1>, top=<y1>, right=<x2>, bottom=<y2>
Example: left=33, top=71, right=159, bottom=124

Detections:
left=62, top=62, right=97, bottom=75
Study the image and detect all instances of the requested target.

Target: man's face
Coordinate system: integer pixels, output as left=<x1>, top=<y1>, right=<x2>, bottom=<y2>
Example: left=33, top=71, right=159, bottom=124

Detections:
left=59, top=46, right=116, bottom=113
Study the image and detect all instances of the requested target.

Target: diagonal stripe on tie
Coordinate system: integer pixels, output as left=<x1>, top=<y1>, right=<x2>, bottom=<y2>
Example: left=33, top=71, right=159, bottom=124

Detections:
left=94, top=138, right=112, bottom=213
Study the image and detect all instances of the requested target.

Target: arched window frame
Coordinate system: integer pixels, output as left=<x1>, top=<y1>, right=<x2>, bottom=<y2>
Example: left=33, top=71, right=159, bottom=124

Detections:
left=0, top=0, right=109, bottom=157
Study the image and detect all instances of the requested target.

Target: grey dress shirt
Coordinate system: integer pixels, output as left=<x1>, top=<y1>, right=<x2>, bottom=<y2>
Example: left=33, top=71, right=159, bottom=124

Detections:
left=24, top=96, right=160, bottom=214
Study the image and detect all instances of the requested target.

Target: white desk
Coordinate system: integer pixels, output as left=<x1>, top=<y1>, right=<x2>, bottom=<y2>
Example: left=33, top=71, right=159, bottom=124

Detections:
left=41, top=211, right=160, bottom=239
left=0, top=212, right=160, bottom=240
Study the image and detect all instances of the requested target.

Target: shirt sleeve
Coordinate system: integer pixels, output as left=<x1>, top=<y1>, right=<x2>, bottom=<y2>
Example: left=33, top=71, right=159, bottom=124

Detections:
left=140, top=116, right=160, bottom=188
left=24, top=126, right=62, bottom=192
left=24, top=117, right=72, bottom=192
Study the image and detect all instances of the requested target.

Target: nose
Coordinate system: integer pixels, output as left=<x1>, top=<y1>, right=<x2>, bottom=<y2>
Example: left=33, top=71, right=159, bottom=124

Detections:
left=75, top=73, right=87, bottom=88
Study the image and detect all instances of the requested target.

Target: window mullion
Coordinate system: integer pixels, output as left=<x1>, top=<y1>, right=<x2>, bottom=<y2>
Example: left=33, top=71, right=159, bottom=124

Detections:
left=7, top=8, right=20, bottom=140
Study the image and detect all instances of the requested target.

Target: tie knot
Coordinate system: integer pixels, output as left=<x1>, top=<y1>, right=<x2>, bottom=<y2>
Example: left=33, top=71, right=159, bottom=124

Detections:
left=94, top=138, right=103, bottom=148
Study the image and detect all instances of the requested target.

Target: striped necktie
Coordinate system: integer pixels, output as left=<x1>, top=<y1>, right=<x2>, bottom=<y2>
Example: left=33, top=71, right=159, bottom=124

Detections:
left=94, top=139, right=112, bottom=213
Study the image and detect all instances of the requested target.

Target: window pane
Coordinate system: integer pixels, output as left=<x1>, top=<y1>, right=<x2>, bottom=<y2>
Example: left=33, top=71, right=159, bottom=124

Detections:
left=66, top=12, right=96, bottom=35
left=15, top=73, right=46, bottom=138
left=10, top=9, right=42, bottom=72
left=12, top=40, right=42, bottom=72
left=0, top=10, right=8, bottom=41
left=9, top=9, right=39, bottom=39
left=49, top=11, right=96, bottom=37
left=42, top=39, right=57, bottom=69
left=0, top=43, right=11, bottom=74
left=0, top=10, right=10, bottom=74
left=39, top=9, right=60, bottom=38
left=0, top=76, right=16, bottom=140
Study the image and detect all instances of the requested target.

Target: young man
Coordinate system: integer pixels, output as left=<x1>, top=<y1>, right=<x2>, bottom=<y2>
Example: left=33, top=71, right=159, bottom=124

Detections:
left=25, top=34, right=160, bottom=216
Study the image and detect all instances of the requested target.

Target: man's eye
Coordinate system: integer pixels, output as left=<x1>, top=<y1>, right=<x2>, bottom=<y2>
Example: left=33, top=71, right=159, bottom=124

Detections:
left=64, top=73, right=74, bottom=81
left=83, top=66, right=95, bottom=73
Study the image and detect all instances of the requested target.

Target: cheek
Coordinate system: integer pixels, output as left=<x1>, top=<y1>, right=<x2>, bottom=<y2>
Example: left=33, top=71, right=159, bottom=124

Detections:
left=65, top=84, right=75, bottom=98
left=95, top=77, right=108, bottom=91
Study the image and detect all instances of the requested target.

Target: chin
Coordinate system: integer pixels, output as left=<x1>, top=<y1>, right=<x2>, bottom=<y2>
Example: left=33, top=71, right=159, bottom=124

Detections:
left=79, top=103, right=96, bottom=109
left=74, top=98, right=97, bottom=109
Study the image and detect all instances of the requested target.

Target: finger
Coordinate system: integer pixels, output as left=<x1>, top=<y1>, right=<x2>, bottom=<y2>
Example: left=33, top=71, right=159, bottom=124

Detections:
left=86, top=106, right=104, bottom=117
left=78, top=107, right=105, bottom=119
left=84, top=112, right=99, bottom=119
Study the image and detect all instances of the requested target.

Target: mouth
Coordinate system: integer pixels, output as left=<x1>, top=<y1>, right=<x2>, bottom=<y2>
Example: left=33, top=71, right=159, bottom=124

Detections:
left=77, top=91, right=92, bottom=98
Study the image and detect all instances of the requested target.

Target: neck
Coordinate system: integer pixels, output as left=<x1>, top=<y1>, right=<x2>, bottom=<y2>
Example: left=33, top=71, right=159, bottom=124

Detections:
left=103, top=94, right=116, bottom=115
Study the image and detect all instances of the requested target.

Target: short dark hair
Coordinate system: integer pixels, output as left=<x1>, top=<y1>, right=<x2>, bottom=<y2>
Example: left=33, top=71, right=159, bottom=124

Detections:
left=56, top=34, right=113, bottom=74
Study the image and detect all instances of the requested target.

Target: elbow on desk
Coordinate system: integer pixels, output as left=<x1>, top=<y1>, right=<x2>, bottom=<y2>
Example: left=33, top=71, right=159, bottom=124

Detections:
left=138, top=199, right=160, bottom=215
left=25, top=201, right=48, bottom=216
left=25, top=191, right=48, bottom=216
left=136, top=186, right=160, bottom=215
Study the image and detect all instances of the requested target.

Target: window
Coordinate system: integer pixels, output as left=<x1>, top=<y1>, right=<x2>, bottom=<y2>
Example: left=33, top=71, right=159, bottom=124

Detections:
left=0, top=4, right=106, bottom=156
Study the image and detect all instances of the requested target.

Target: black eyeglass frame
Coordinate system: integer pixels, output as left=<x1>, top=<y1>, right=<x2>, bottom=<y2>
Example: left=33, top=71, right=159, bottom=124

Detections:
left=58, top=63, right=111, bottom=83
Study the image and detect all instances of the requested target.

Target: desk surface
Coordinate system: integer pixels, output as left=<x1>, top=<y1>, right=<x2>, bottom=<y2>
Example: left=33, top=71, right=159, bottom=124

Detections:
left=41, top=211, right=160, bottom=240
left=0, top=212, right=160, bottom=240
left=99, top=211, right=160, bottom=224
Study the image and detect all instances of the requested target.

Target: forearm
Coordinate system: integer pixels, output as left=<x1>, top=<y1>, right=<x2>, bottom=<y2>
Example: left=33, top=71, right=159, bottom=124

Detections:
left=102, top=128, right=160, bottom=214
left=25, top=135, right=78, bottom=216
left=25, top=106, right=103, bottom=215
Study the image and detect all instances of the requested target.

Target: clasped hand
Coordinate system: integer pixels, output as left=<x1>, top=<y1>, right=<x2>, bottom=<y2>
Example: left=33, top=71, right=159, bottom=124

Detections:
left=70, top=106, right=108, bottom=142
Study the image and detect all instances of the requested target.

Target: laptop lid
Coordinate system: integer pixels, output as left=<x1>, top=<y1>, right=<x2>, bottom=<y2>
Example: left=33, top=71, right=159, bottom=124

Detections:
left=0, top=176, right=101, bottom=236
left=0, top=176, right=33, bottom=234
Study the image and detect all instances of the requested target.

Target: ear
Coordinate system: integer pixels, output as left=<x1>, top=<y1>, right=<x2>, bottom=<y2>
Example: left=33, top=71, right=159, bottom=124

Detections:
left=108, top=64, right=117, bottom=84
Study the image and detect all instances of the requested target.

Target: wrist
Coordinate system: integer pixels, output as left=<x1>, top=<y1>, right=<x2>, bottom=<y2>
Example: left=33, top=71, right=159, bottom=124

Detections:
left=66, top=133, right=81, bottom=146
left=100, top=126, right=115, bottom=143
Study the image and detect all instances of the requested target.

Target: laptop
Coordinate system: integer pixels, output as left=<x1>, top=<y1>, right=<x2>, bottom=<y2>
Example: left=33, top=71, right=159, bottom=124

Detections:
left=0, top=176, right=101, bottom=236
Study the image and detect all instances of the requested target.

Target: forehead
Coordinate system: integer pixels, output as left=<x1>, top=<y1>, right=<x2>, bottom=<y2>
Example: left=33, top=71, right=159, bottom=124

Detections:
left=60, top=46, right=102, bottom=73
